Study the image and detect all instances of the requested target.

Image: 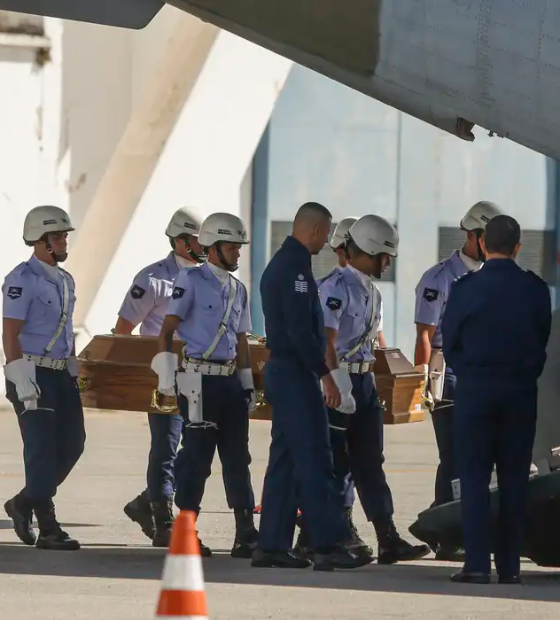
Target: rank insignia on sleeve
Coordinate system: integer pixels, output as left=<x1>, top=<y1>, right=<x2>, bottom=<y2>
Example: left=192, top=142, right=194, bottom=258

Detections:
left=326, top=297, right=342, bottom=310
left=172, top=287, right=185, bottom=299
left=294, top=276, right=308, bottom=293
left=423, top=288, right=439, bottom=302
left=130, top=285, right=146, bottom=300
left=7, top=286, right=22, bottom=300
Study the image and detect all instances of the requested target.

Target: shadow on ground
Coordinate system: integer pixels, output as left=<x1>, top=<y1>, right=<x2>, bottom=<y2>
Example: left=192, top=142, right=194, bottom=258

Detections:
left=0, top=544, right=559, bottom=602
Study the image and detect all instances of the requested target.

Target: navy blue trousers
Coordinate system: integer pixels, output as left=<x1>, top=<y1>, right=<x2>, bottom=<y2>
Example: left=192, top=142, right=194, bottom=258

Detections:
left=258, top=356, right=349, bottom=552
left=454, top=378, right=537, bottom=576
left=328, top=372, right=394, bottom=524
left=174, top=373, right=255, bottom=512
left=146, top=412, right=182, bottom=501
left=430, top=372, right=457, bottom=506
left=5, top=367, right=86, bottom=504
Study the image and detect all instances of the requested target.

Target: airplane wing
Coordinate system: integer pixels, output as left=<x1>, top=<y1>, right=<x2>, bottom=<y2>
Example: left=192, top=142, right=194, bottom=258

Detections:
left=0, top=0, right=163, bottom=29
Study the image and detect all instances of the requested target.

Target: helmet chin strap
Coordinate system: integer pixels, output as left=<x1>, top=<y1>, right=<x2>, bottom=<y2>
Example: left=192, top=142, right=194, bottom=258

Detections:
left=185, top=242, right=207, bottom=264
left=216, top=242, right=238, bottom=272
left=475, top=230, right=486, bottom=262
left=45, top=238, right=66, bottom=264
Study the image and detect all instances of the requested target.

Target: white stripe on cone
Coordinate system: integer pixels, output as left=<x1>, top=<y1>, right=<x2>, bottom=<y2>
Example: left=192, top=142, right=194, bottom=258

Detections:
left=161, top=555, right=205, bottom=591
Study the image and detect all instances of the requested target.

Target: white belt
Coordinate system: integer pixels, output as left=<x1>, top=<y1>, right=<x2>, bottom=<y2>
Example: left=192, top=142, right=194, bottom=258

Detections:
left=23, top=354, right=67, bottom=370
left=339, top=361, right=373, bottom=374
left=181, top=358, right=236, bottom=376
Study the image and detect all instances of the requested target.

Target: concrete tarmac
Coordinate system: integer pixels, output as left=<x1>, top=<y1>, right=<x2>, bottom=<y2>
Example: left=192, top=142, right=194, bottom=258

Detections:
left=0, top=406, right=559, bottom=619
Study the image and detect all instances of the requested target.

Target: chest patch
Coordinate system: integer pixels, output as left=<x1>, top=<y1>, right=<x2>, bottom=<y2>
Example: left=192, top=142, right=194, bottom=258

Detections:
left=326, top=297, right=342, bottom=311
left=7, top=286, right=22, bottom=300
left=130, top=285, right=146, bottom=300
left=172, top=287, right=185, bottom=299
left=423, top=287, right=439, bottom=302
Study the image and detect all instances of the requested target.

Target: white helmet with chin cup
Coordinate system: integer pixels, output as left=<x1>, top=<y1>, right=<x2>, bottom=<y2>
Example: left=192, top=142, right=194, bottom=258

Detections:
left=460, top=201, right=502, bottom=231
left=347, top=214, right=399, bottom=258
left=198, top=212, right=249, bottom=247
left=329, top=216, right=359, bottom=249
left=23, top=205, right=74, bottom=244
left=165, top=207, right=203, bottom=239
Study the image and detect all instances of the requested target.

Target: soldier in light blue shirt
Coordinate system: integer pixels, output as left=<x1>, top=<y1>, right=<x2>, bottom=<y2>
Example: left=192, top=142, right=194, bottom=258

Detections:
left=152, top=212, right=257, bottom=559
left=413, top=201, right=502, bottom=561
left=2, top=206, right=84, bottom=552
left=316, top=214, right=430, bottom=564
left=117, top=207, right=205, bottom=547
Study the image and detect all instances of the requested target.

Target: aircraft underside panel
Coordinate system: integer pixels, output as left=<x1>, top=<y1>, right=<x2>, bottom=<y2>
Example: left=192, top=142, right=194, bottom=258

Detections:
left=0, top=0, right=164, bottom=29
left=174, top=0, right=560, bottom=160
left=2, top=1, right=560, bottom=159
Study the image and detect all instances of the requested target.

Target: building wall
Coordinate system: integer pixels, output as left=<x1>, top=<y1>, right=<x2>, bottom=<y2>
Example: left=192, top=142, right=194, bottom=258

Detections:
left=252, top=65, right=556, bottom=360
left=0, top=7, right=292, bottom=383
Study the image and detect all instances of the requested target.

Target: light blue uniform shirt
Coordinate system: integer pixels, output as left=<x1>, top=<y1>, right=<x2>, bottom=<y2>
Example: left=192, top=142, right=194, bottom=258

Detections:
left=2, top=255, right=76, bottom=359
left=318, top=266, right=381, bottom=363
left=414, top=250, right=478, bottom=347
left=118, top=252, right=182, bottom=337
left=166, top=263, right=251, bottom=361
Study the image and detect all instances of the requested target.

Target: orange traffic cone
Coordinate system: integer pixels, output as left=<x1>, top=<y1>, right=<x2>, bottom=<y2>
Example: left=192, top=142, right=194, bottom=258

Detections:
left=155, top=510, right=209, bottom=619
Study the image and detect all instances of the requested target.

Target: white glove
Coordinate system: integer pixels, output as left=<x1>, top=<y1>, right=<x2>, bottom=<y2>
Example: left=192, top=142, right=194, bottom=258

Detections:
left=4, top=358, right=41, bottom=409
left=150, top=352, right=178, bottom=397
left=238, top=367, right=257, bottom=411
left=329, top=367, right=356, bottom=414
left=67, top=356, right=79, bottom=378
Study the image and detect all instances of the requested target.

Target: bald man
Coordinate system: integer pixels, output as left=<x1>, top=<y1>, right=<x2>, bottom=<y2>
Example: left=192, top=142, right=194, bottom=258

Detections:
left=253, top=202, right=369, bottom=572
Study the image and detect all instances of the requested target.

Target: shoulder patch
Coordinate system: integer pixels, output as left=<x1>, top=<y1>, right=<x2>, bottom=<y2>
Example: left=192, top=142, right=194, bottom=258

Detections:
left=423, top=288, right=439, bottom=302
left=172, top=287, right=185, bottom=299
left=326, top=297, right=342, bottom=311
left=6, top=286, right=22, bottom=300
left=130, top=285, right=146, bottom=300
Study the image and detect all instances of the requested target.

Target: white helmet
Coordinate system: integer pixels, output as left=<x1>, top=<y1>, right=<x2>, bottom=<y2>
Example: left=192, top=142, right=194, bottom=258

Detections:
left=329, top=216, right=359, bottom=249
left=348, top=214, right=399, bottom=258
left=165, top=207, right=203, bottom=238
left=198, top=212, right=249, bottom=247
left=23, top=205, right=75, bottom=244
left=460, top=201, right=502, bottom=231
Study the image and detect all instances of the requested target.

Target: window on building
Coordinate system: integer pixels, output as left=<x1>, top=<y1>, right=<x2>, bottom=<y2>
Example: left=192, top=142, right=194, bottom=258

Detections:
left=438, top=227, right=556, bottom=284
left=270, top=220, right=396, bottom=281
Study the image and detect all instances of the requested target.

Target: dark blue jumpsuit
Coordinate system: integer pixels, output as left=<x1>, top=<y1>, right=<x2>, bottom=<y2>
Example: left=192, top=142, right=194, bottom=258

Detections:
left=441, top=259, right=551, bottom=577
left=257, top=236, right=348, bottom=552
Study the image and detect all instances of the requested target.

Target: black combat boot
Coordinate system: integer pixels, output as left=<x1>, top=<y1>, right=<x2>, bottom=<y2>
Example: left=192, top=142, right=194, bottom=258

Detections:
left=374, top=519, right=431, bottom=565
left=124, top=489, right=155, bottom=540
left=292, top=512, right=313, bottom=560
left=34, top=500, right=80, bottom=551
left=193, top=510, right=212, bottom=558
left=4, top=492, right=36, bottom=545
left=231, top=508, right=259, bottom=558
left=312, top=544, right=373, bottom=571
left=151, top=499, right=174, bottom=548
left=344, top=507, right=374, bottom=559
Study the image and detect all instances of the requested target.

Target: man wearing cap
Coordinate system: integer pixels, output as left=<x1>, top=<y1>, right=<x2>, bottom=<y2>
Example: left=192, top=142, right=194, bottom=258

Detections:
left=117, top=207, right=206, bottom=547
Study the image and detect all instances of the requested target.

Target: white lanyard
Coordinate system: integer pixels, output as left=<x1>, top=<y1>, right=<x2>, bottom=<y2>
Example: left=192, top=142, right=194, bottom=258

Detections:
left=201, top=276, right=238, bottom=360
left=44, top=272, right=69, bottom=355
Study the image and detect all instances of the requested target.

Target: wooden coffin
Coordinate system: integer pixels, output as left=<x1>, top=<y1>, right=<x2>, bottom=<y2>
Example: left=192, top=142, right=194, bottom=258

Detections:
left=76, top=334, right=273, bottom=419
left=373, top=348, right=426, bottom=425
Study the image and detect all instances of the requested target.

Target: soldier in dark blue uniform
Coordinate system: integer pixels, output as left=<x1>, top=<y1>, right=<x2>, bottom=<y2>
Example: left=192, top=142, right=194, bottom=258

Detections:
left=252, top=202, right=370, bottom=571
left=441, top=215, right=552, bottom=584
